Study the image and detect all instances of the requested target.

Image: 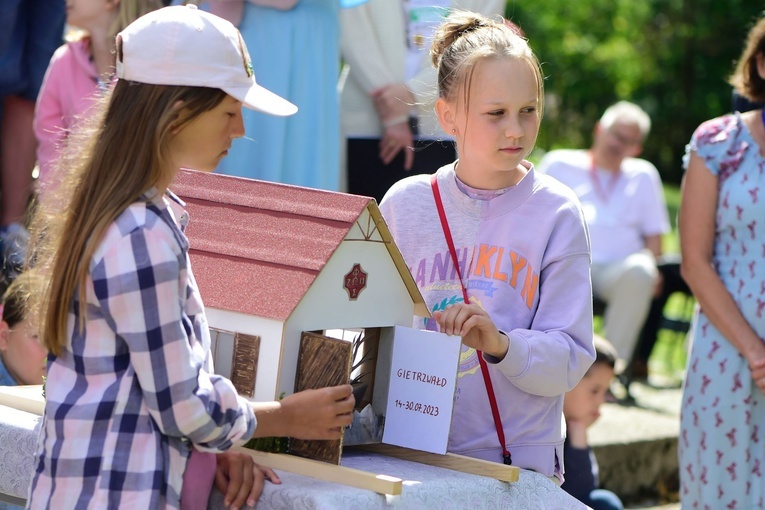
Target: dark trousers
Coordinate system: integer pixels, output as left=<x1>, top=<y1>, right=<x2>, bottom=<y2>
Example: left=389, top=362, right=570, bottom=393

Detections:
left=347, top=138, right=456, bottom=203
left=633, top=255, right=691, bottom=365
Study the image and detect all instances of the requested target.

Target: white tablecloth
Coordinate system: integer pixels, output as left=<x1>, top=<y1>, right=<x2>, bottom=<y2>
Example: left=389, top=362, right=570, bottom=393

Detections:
left=0, top=406, right=39, bottom=506
left=1, top=405, right=585, bottom=509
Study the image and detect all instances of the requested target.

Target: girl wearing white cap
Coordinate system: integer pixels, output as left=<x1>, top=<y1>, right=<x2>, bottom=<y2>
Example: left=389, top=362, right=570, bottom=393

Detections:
left=25, top=5, right=354, bottom=509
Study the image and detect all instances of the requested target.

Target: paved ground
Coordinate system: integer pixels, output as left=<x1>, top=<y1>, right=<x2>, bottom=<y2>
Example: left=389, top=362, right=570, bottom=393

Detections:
left=590, top=379, right=683, bottom=509
left=591, top=379, right=682, bottom=446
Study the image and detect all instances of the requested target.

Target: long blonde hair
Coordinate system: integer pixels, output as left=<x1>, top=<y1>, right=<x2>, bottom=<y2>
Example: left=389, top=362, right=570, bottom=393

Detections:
left=29, top=79, right=227, bottom=356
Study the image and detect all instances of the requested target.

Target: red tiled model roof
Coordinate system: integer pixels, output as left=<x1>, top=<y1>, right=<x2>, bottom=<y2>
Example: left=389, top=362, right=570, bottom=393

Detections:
left=172, top=169, right=373, bottom=321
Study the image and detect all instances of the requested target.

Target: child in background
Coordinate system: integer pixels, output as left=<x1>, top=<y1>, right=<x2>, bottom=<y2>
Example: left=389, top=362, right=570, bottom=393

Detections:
left=34, top=0, right=162, bottom=194
left=0, top=272, right=46, bottom=387
left=562, top=335, right=624, bottom=510
left=26, top=6, right=354, bottom=509
left=0, top=273, right=46, bottom=510
left=379, top=11, right=594, bottom=479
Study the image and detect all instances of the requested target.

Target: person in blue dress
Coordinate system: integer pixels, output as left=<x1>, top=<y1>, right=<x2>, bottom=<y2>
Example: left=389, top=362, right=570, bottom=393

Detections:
left=678, top=15, right=765, bottom=508
left=208, top=0, right=366, bottom=191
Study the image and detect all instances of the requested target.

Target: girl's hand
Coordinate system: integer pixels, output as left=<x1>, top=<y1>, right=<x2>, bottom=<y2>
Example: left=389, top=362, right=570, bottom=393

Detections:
left=215, top=450, right=281, bottom=510
left=249, top=385, right=354, bottom=440
left=279, top=385, right=355, bottom=439
left=433, top=303, right=509, bottom=359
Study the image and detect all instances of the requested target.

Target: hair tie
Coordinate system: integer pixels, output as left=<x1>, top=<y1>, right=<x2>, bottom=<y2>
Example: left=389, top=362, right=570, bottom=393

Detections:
left=456, top=19, right=485, bottom=40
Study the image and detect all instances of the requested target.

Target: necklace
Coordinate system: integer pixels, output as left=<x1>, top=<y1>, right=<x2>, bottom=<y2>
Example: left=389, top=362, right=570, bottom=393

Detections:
left=589, top=152, right=621, bottom=203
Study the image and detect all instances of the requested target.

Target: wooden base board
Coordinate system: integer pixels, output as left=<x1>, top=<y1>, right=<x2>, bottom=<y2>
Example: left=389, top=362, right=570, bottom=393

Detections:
left=0, top=385, right=404, bottom=496
left=352, top=443, right=520, bottom=482
left=0, top=385, right=44, bottom=415
left=1, top=387, right=511, bottom=492
left=235, top=446, right=402, bottom=495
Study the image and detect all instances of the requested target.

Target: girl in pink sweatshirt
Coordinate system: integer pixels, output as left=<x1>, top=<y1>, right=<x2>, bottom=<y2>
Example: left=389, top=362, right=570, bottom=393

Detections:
left=33, top=0, right=160, bottom=193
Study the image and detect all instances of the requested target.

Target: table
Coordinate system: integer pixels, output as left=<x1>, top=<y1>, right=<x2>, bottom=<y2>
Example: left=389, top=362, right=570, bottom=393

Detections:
left=0, top=405, right=585, bottom=509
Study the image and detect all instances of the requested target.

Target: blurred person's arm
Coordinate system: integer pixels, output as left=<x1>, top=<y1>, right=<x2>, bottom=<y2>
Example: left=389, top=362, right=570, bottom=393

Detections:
left=561, top=433, right=598, bottom=503
left=645, top=232, right=663, bottom=296
left=34, top=48, right=67, bottom=191
left=644, top=233, right=662, bottom=258
left=340, top=1, right=410, bottom=166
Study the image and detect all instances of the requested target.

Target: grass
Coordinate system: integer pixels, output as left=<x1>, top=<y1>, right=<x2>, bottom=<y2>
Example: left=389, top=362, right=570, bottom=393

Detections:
left=662, top=184, right=682, bottom=253
left=648, top=182, right=691, bottom=383
left=650, top=294, right=693, bottom=383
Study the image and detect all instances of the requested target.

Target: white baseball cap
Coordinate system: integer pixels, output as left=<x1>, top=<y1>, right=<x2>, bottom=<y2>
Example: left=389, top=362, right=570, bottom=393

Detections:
left=116, top=4, right=297, bottom=116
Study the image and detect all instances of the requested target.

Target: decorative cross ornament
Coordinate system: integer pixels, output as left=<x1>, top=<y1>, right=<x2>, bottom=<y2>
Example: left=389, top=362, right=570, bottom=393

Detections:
left=344, top=263, right=368, bottom=300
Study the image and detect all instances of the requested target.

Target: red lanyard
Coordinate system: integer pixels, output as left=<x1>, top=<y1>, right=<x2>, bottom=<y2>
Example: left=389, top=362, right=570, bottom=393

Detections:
left=589, top=152, right=620, bottom=203
left=430, top=173, right=512, bottom=465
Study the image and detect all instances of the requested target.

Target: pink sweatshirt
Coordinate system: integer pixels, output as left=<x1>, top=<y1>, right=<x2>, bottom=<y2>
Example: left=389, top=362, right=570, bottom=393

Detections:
left=34, top=38, right=106, bottom=191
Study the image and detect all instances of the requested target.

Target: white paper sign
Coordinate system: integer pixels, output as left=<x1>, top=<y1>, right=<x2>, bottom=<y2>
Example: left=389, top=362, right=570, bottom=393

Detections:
left=382, top=325, right=461, bottom=454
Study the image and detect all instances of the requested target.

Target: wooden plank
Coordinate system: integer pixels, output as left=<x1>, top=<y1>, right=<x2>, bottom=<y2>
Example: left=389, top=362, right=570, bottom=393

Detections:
left=0, top=385, right=45, bottom=415
left=0, top=386, right=406, bottom=496
left=351, top=327, right=379, bottom=407
left=231, top=333, right=259, bottom=397
left=235, top=446, right=402, bottom=495
left=352, top=444, right=520, bottom=483
left=291, top=332, right=352, bottom=464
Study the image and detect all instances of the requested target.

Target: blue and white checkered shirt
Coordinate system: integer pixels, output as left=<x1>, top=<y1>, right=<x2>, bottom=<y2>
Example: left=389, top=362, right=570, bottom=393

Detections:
left=27, top=189, right=256, bottom=509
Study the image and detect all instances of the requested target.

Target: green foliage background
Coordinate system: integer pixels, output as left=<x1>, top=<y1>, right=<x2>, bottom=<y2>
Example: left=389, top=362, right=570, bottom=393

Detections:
left=506, top=0, right=764, bottom=184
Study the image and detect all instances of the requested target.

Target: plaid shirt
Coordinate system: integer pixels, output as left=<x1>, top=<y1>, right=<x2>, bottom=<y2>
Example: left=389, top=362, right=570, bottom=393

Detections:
left=27, top=190, right=256, bottom=509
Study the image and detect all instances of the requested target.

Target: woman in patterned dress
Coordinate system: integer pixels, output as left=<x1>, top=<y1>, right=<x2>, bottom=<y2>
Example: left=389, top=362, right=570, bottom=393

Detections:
left=678, top=16, right=765, bottom=508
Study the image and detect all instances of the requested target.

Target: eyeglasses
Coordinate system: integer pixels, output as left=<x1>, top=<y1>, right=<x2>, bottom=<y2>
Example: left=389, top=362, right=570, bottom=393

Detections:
left=606, top=127, right=642, bottom=147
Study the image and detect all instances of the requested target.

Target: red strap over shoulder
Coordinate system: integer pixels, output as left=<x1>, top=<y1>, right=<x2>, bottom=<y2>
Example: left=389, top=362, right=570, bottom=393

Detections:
left=430, top=174, right=512, bottom=465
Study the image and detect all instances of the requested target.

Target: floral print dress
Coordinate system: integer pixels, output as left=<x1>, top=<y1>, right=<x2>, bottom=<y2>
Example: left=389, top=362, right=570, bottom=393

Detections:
left=679, top=112, right=765, bottom=509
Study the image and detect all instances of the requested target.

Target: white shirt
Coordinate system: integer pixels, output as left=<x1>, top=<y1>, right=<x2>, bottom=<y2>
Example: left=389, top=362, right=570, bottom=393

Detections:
left=539, top=149, right=670, bottom=264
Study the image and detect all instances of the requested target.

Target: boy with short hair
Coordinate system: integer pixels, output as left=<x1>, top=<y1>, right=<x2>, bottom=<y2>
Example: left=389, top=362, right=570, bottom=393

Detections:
left=562, top=335, right=624, bottom=510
